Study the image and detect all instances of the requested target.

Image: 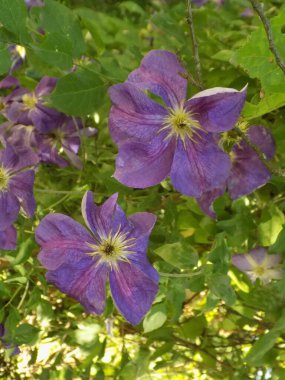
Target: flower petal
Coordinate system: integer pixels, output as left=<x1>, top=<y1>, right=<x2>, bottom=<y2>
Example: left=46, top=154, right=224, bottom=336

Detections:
left=197, top=185, right=226, bottom=218
left=108, top=82, right=167, bottom=146
left=247, top=125, right=275, bottom=160
left=186, top=86, right=247, bottom=133
left=81, top=191, right=130, bottom=239
left=109, top=262, right=158, bottom=325
left=9, top=170, right=36, bottom=217
left=0, top=191, right=20, bottom=230
left=46, top=258, right=108, bottom=315
left=114, top=138, right=176, bottom=188
left=0, top=225, right=17, bottom=250
left=228, top=141, right=271, bottom=199
left=36, top=213, right=94, bottom=246
left=127, top=50, right=187, bottom=108
left=170, top=136, right=231, bottom=197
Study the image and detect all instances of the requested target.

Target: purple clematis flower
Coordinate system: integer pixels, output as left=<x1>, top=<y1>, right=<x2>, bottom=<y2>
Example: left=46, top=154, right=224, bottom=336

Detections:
left=0, top=143, right=37, bottom=230
left=25, top=0, right=44, bottom=9
left=232, top=247, right=283, bottom=285
left=0, top=324, right=20, bottom=356
left=3, top=76, right=65, bottom=133
left=35, top=191, right=159, bottom=325
left=198, top=125, right=275, bottom=218
left=108, top=50, right=246, bottom=198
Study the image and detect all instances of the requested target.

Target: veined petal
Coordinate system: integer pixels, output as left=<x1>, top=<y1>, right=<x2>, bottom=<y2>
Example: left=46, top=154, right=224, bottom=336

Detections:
left=185, top=86, right=247, bottom=133
left=109, top=261, right=158, bottom=325
left=197, top=185, right=226, bottom=219
left=46, top=258, right=108, bottom=315
left=9, top=170, right=36, bottom=217
left=228, top=141, right=271, bottom=200
left=170, top=136, right=231, bottom=197
left=247, top=125, right=275, bottom=160
left=81, top=191, right=130, bottom=239
left=35, top=213, right=94, bottom=246
left=114, top=137, right=176, bottom=188
left=108, top=82, right=167, bottom=146
left=0, top=191, right=20, bottom=230
left=0, top=225, right=17, bottom=250
left=127, top=50, right=187, bottom=108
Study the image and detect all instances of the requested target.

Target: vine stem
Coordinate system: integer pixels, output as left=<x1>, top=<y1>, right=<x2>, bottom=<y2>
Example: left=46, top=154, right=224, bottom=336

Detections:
left=159, top=271, right=203, bottom=278
left=249, top=0, right=285, bottom=75
left=186, top=0, right=204, bottom=90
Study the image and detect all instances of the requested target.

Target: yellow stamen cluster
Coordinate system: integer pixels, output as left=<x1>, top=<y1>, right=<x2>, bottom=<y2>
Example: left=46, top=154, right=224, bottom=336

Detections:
left=0, top=166, right=10, bottom=191
left=87, top=227, right=136, bottom=269
left=22, top=93, right=38, bottom=109
left=159, top=104, right=203, bottom=147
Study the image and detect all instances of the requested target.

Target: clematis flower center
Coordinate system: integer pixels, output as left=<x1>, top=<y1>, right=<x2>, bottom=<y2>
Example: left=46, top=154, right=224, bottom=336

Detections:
left=160, top=104, right=203, bottom=146
left=22, top=93, right=37, bottom=109
left=0, top=166, right=10, bottom=191
left=87, top=228, right=136, bottom=268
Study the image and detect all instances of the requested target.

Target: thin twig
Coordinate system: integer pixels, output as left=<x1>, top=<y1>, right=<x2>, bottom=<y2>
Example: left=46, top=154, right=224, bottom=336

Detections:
left=249, top=0, right=285, bottom=75
left=186, top=0, right=204, bottom=90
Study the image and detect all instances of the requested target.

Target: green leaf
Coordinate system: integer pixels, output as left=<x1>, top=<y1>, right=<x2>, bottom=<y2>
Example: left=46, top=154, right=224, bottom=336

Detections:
left=41, top=0, right=85, bottom=58
left=0, top=0, right=30, bottom=43
left=49, top=67, right=106, bottom=116
left=0, top=44, right=11, bottom=75
left=207, top=273, right=236, bottom=306
left=179, top=315, right=207, bottom=340
left=258, top=205, right=285, bottom=246
left=270, top=224, right=285, bottom=254
left=14, top=323, right=40, bottom=345
left=154, top=242, right=198, bottom=269
left=143, top=303, right=167, bottom=333
left=233, top=6, right=285, bottom=94
left=246, top=309, right=285, bottom=365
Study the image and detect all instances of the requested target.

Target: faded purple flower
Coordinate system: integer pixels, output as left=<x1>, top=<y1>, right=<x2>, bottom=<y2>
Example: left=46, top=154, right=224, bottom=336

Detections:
left=3, top=76, right=65, bottom=133
left=0, top=143, right=37, bottom=230
left=193, top=0, right=224, bottom=6
left=35, top=191, right=159, bottom=325
left=232, top=247, right=283, bottom=284
left=0, top=324, right=20, bottom=356
left=240, top=8, right=254, bottom=17
left=8, top=45, right=26, bottom=73
left=198, top=125, right=275, bottom=218
left=25, top=0, right=44, bottom=9
left=108, top=50, right=246, bottom=197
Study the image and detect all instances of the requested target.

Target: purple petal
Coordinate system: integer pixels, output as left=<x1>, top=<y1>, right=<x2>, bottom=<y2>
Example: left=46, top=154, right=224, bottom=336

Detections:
left=30, top=104, right=65, bottom=133
left=109, top=262, right=158, bottom=325
left=38, top=142, right=69, bottom=168
left=114, top=137, right=176, bottom=188
left=0, top=192, right=20, bottom=230
left=265, top=254, right=282, bottom=268
left=108, top=83, right=167, bottom=146
left=0, top=225, right=17, bottom=250
left=46, top=259, right=108, bottom=315
left=81, top=192, right=129, bottom=238
left=127, top=212, right=159, bottom=282
left=127, top=50, right=187, bottom=108
left=247, top=247, right=267, bottom=264
left=227, top=141, right=271, bottom=199
left=36, top=213, right=94, bottom=246
left=247, top=125, right=275, bottom=160
left=0, top=144, right=20, bottom=171
left=170, top=136, right=231, bottom=197
left=9, top=170, right=36, bottom=217
left=63, top=147, right=83, bottom=170
left=186, top=86, right=247, bottom=133
left=197, top=185, right=226, bottom=218
left=0, top=76, right=19, bottom=89
left=35, top=76, right=57, bottom=97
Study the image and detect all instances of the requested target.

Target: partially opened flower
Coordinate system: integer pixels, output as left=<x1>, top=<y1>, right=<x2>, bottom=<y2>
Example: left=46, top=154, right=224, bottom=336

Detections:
left=198, top=125, right=275, bottom=218
left=0, top=144, right=37, bottom=230
left=232, top=247, right=283, bottom=285
left=35, top=191, right=158, bottom=325
left=108, top=50, right=246, bottom=197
